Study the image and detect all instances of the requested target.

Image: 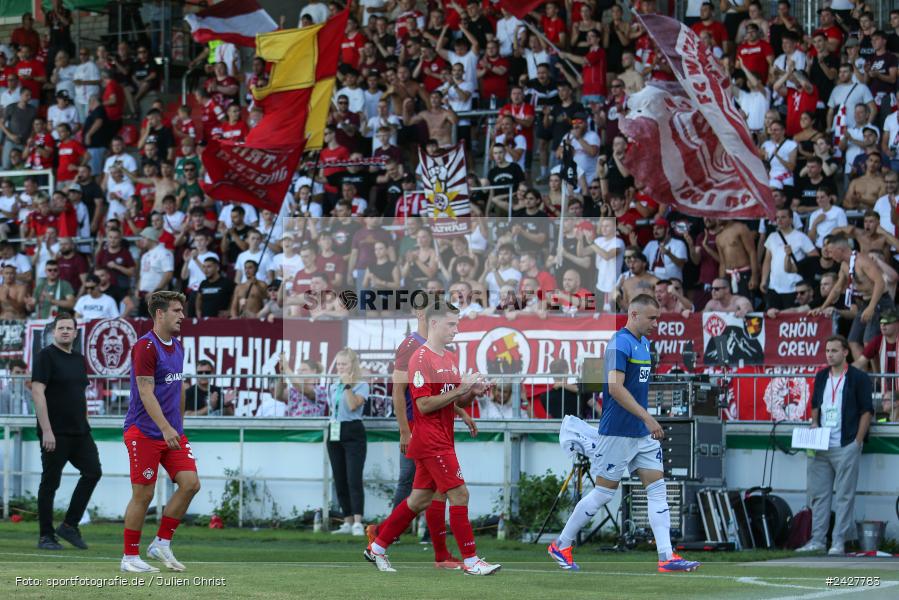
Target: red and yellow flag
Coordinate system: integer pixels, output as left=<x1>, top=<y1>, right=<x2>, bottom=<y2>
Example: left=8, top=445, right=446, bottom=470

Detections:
left=201, top=9, right=348, bottom=212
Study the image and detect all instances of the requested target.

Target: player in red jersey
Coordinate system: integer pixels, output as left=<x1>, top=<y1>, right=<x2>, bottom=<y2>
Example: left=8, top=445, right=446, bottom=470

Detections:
left=364, top=303, right=501, bottom=575
left=120, top=291, right=200, bottom=573
left=366, top=306, right=476, bottom=569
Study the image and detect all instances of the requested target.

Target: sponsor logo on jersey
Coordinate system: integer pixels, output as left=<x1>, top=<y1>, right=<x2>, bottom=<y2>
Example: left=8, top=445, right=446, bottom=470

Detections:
left=639, top=366, right=650, bottom=382
left=412, top=370, right=424, bottom=388
left=165, top=372, right=184, bottom=384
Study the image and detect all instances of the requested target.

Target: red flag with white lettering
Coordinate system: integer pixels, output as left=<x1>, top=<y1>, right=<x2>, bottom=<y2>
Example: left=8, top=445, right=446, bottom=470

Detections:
left=620, top=13, right=774, bottom=219
left=497, top=0, right=549, bottom=20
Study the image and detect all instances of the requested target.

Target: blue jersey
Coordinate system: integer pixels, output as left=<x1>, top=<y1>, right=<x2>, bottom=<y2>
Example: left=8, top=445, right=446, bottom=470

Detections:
left=600, top=328, right=652, bottom=437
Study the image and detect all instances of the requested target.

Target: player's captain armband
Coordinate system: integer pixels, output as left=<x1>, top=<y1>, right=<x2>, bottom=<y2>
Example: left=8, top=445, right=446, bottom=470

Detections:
left=412, top=370, right=425, bottom=388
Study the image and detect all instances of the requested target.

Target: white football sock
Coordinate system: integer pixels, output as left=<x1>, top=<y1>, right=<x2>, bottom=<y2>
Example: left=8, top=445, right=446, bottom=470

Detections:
left=153, top=536, right=170, bottom=547
left=558, top=486, right=615, bottom=550
left=646, top=479, right=673, bottom=561
left=463, top=556, right=480, bottom=568
left=371, top=542, right=386, bottom=555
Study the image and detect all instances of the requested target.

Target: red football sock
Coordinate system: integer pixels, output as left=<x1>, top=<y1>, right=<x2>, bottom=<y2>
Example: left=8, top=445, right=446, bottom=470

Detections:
left=156, top=515, right=181, bottom=541
left=124, top=528, right=141, bottom=556
left=426, top=499, right=449, bottom=560
left=374, top=500, right=417, bottom=550
left=449, top=505, right=477, bottom=559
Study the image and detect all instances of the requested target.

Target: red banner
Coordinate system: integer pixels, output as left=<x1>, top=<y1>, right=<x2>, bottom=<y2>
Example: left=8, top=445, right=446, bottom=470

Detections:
left=200, top=138, right=302, bottom=213
left=621, top=13, right=774, bottom=219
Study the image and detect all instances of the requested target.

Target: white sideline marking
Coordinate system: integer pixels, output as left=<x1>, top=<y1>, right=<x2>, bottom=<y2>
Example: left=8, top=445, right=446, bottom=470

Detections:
left=737, top=576, right=821, bottom=590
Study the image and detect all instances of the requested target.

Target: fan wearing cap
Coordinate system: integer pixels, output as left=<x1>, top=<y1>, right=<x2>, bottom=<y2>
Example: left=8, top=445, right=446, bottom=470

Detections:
left=643, top=217, right=688, bottom=283
left=855, top=309, right=899, bottom=422
left=47, top=90, right=79, bottom=141
left=556, top=113, right=600, bottom=186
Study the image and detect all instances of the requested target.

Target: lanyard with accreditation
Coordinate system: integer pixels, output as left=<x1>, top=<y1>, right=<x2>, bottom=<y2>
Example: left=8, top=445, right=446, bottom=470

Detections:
left=824, top=368, right=846, bottom=428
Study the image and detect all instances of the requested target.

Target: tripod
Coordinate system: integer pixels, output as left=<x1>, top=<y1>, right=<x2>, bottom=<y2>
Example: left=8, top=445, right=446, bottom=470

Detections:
left=533, top=455, right=619, bottom=545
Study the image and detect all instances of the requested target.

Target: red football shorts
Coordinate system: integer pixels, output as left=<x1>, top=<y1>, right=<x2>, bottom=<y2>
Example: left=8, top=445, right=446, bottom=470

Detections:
left=412, top=453, right=465, bottom=493
left=124, top=424, right=197, bottom=484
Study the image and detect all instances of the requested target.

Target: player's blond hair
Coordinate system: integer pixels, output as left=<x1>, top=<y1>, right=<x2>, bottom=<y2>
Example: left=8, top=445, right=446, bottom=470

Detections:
left=335, top=347, right=363, bottom=384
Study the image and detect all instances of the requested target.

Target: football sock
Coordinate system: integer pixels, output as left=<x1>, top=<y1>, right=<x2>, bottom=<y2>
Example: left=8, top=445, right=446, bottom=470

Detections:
left=124, top=528, right=141, bottom=557
left=463, top=556, right=480, bottom=569
left=374, top=500, right=417, bottom=550
left=371, top=542, right=386, bottom=555
left=426, top=499, right=449, bottom=560
left=646, top=479, right=673, bottom=561
left=448, top=505, right=476, bottom=559
left=156, top=515, right=180, bottom=544
left=558, top=486, right=615, bottom=550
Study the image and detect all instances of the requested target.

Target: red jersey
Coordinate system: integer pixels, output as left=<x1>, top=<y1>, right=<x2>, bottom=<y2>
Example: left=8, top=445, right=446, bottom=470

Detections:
left=582, top=49, right=608, bottom=97
left=736, top=40, right=774, bottom=83
left=199, top=99, right=226, bottom=142
left=123, top=213, right=148, bottom=236
left=175, top=117, right=197, bottom=140
left=396, top=10, right=425, bottom=38
left=786, top=86, right=819, bottom=137
left=340, top=31, right=366, bottom=70
left=541, top=16, right=566, bottom=46
left=56, top=201, right=77, bottom=238
left=11, top=28, right=40, bottom=54
left=319, top=145, right=350, bottom=194
left=691, top=20, right=728, bottom=47
left=813, top=26, right=844, bottom=52
left=205, top=75, right=239, bottom=109
left=136, top=182, right=156, bottom=213
left=28, top=211, right=59, bottom=238
left=319, top=253, right=347, bottom=286
left=14, top=59, right=44, bottom=98
left=499, top=101, right=535, bottom=148
left=0, top=65, right=13, bottom=89
left=26, top=133, right=55, bottom=170
left=421, top=57, right=448, bottom=92
left=219, top=120, right=249, bottom=142
left=56, top=139, right=85, bottom=182
left=103, top=79, right=125, bottom=121
left=480, top=56, right=510, bottom=101
left=406, top=345, right=461, bottom=459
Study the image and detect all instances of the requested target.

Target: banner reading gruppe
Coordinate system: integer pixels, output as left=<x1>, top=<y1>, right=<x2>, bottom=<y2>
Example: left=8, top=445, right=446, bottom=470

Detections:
left=621, top=13, right=774, bottom=219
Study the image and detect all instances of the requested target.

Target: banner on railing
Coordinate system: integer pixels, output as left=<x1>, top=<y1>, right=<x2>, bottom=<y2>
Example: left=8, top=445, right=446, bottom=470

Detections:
left=349, top=313, right=828, bottom=374
left=25, top=319, right=345, bottom=416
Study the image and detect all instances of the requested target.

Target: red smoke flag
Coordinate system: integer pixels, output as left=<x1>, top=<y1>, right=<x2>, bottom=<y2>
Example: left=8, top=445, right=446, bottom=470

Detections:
left=200, top=10, right=349, bottom=213
left=184, top=0, right=278, bottom=47
left=620, top=13, right=774, bottom=219
left=497, top=0, right=549, bottom=20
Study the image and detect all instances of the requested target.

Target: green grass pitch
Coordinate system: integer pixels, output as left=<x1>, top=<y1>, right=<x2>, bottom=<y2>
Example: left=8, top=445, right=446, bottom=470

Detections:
left=0, top=523, right=896, bottom=599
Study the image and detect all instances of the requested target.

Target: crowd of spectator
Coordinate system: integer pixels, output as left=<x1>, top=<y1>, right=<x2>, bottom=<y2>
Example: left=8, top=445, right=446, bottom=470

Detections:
left=1, top=2, right=899, bottom=388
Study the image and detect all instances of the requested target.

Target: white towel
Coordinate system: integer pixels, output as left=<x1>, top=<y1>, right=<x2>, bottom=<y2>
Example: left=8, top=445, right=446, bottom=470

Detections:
left=559, top=415, right=603, bottom=476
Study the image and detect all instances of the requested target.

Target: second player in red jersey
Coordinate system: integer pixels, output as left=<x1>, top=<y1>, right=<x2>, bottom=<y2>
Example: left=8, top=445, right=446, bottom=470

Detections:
left=364, top=303, right=501, bottom=576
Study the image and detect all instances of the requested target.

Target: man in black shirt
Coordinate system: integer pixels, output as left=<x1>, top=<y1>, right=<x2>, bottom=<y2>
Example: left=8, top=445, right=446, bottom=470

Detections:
left=487, top=142, right=524, bottom=200
left=184, top=359, right=231, bottom=415
left=140, top=109, right=174, bottom=162
left=793, top=157, right=837, bottom=213
left=221, top=205, right=251, bottom=265
left=132, top=45, right=159, bottom=107
left=546, top=82, right=585, bottom=150
left=197, top=257, right=235, bottom=318
left=31, top=312, right=100, bottom=551
left=808, top=32, right=839, bottom=107
left=510, top=189, right=550, bottom=259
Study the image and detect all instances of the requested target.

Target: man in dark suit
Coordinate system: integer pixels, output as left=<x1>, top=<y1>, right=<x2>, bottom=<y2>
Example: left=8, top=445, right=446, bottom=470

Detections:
left=797, top=335, right=873, bottom=556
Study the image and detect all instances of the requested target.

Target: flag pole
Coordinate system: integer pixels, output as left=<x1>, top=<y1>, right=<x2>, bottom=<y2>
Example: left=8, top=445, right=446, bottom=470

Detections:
left=521, top=20, right=579, bottom=75
left=556, top=156, right=568, bottom=269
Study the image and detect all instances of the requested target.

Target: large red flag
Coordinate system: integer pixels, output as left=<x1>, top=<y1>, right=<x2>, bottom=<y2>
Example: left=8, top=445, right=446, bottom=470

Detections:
left=619, top=13, right=774, bottom=220
left=497, top=0, right=548, bottom=20
left=200, top=10, right=348, bottom=213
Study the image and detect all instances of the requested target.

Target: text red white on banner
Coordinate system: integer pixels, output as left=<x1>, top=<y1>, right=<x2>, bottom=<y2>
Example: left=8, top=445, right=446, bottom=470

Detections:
left=620, top=13, right=774, bottom=219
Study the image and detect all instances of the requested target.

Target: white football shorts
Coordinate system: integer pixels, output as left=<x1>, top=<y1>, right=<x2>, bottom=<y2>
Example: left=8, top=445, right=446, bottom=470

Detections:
left=593, top=434, right=663, bottom=481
